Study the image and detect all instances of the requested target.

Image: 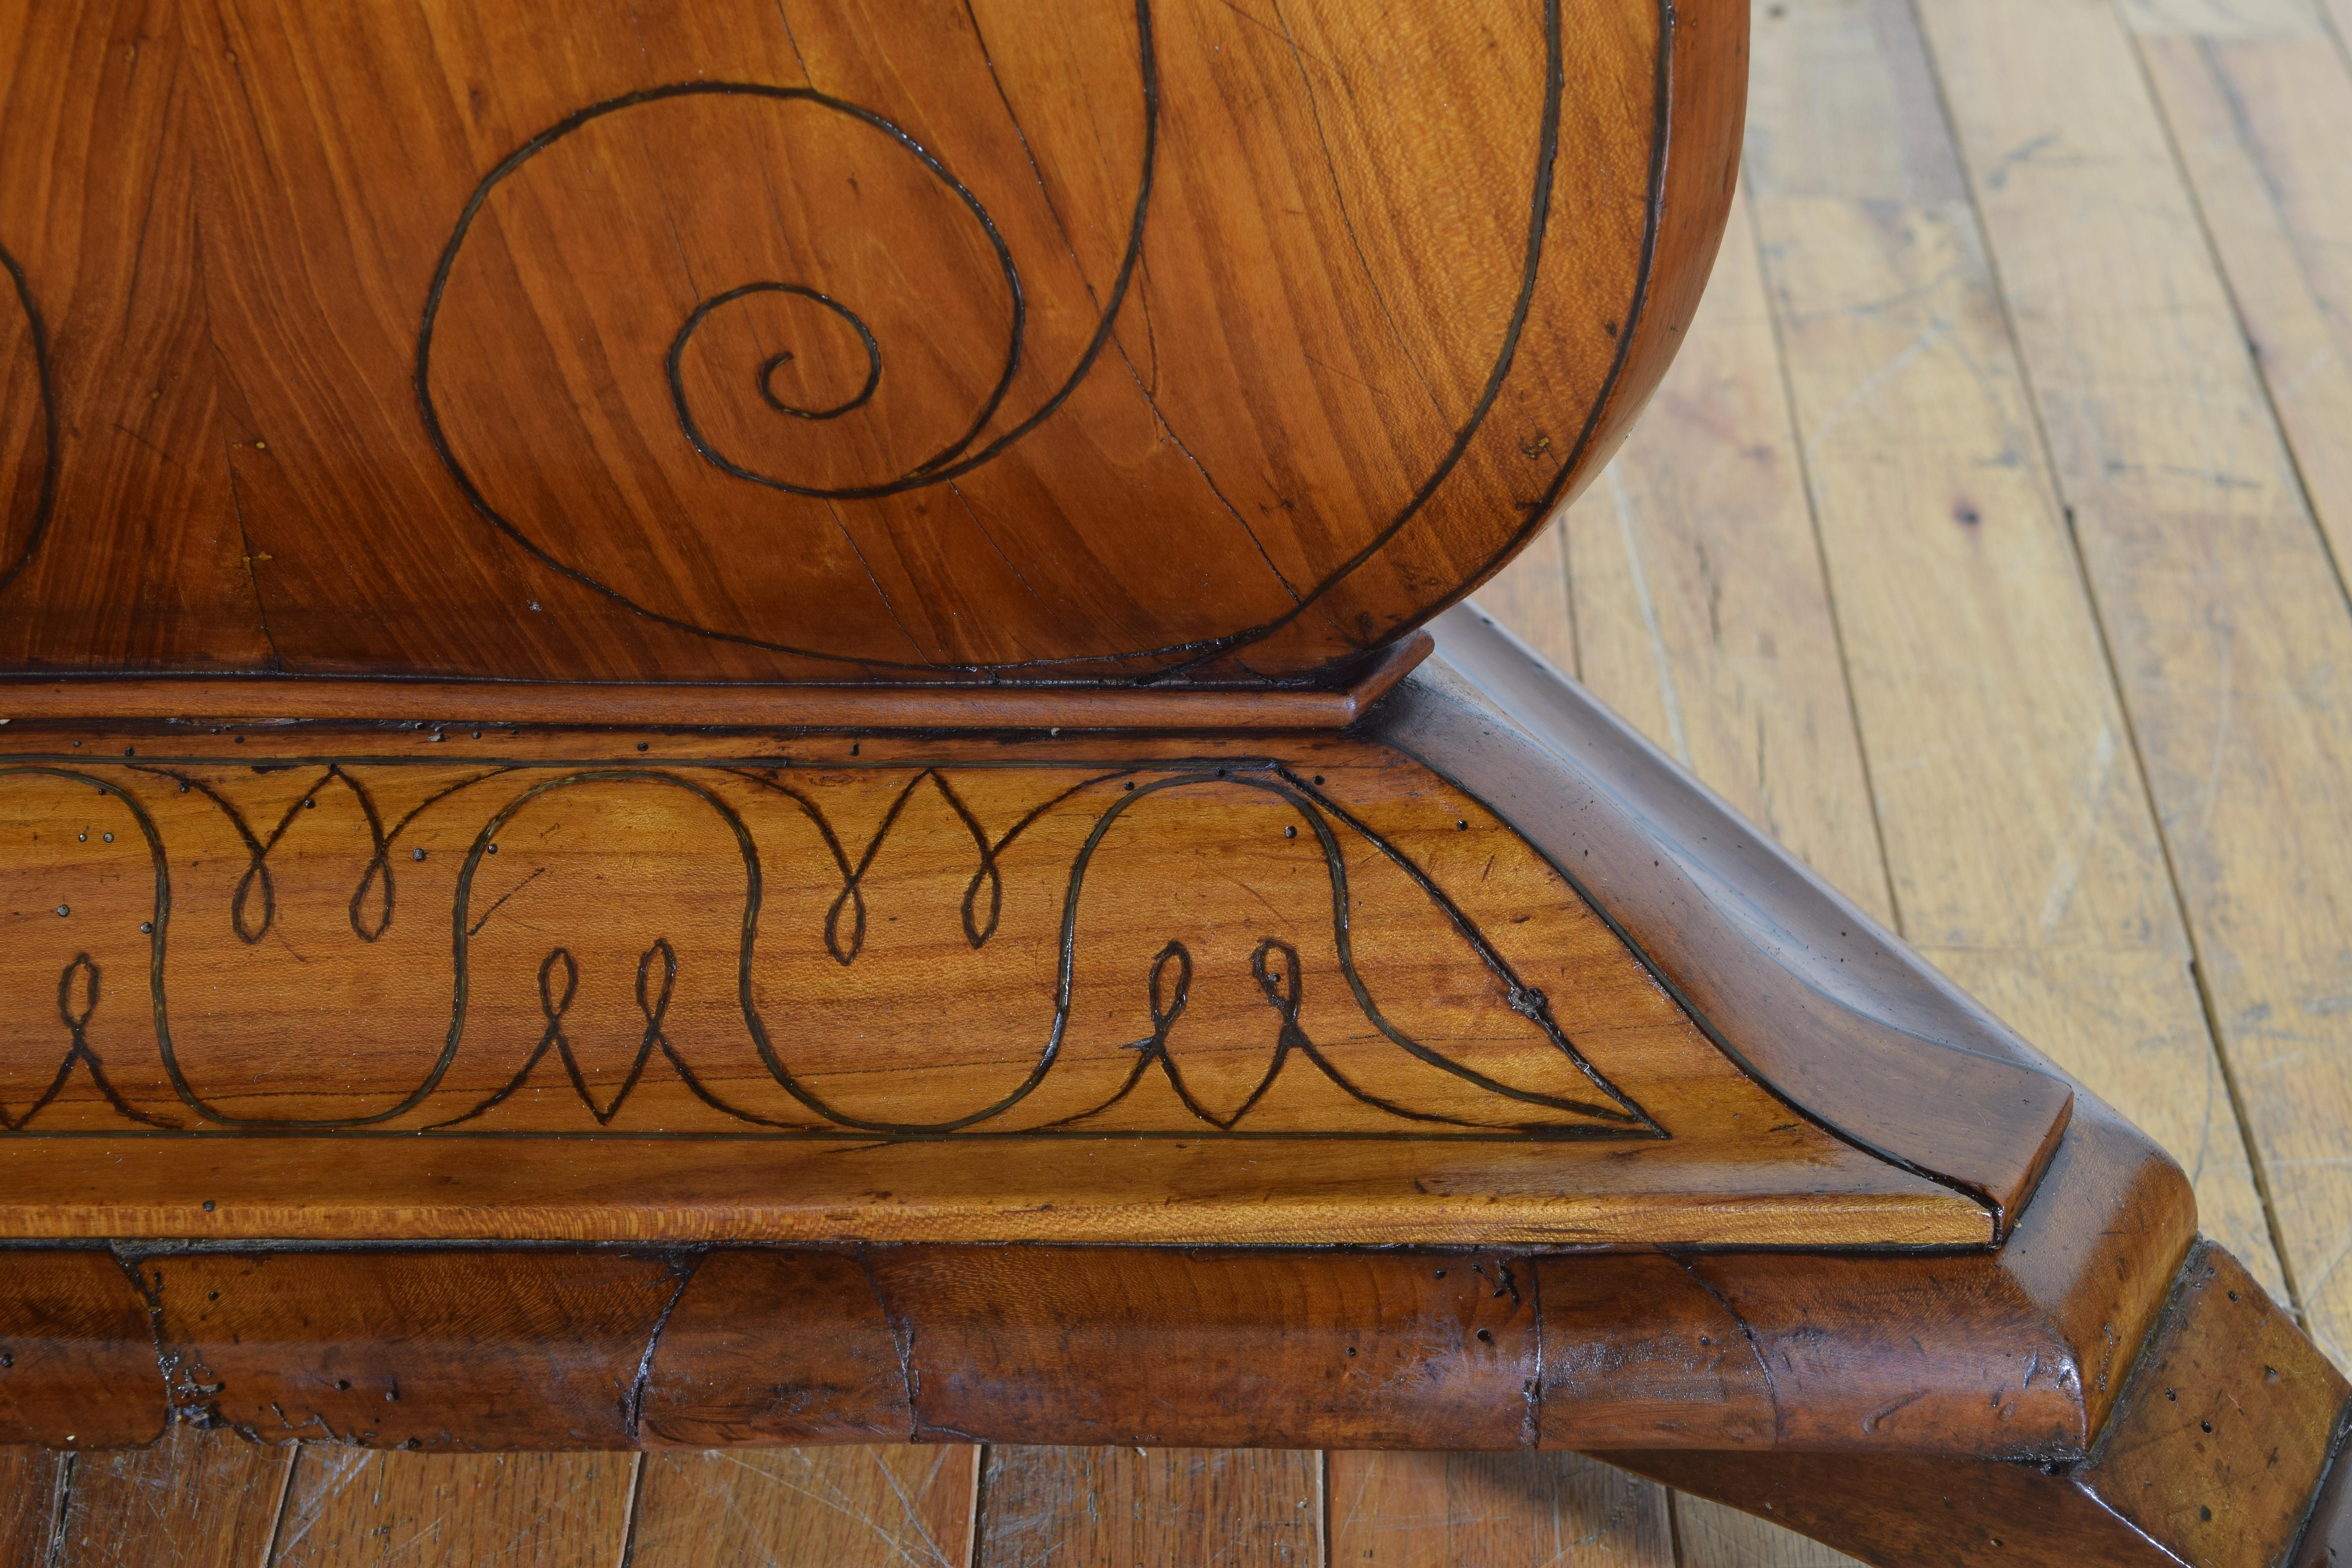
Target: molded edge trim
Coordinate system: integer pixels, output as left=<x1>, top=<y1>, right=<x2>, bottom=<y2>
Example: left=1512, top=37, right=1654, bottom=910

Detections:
left=1386, top=605, right=2076, bottom=1234
left=0, top=634, right=1432, bottom=732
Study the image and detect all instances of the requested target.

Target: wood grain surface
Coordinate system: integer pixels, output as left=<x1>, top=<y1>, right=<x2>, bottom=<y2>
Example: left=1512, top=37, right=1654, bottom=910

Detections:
left=1399, top=613, right=2076, bottom=1235
left=0, top=1449, right=62, bottom=1568
left=1609, top=1243, right=2352, bottom=1568
left=1918, top=0, right=2352, bottom=1370
left=2130, top=0, right=2352, bottom=586
left=13, top=2, right=2352, bottom=1563
left=0, top=698, right=2018, bottom=1249
left=978, top=1447, right=1320, bottom=1567
left=630, top=1446, right=977, bottom=1568
left=50, top=1424, right=291, bottom=1568
left=267, top=1448, right=632, bottom=1568
left=0, top=1103, right=2194, bottom=1458
left=0, top=0, right=1742, bottom=689
left=0, top=629, right=1433, bottom=731
left=1327, top=1450, right=1673, bottom=1566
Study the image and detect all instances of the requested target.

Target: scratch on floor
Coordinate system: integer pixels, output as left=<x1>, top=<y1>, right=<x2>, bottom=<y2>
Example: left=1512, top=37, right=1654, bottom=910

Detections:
left=1802, top=319, right=1953, bottom=465
left=2036, top=719, right=2119, bottom=935
left=271, top=1445, right=375, bottom=1561
left=2197, top=606, right=2237, bottom=838
left=1608, top=466, right=1692, bottom=768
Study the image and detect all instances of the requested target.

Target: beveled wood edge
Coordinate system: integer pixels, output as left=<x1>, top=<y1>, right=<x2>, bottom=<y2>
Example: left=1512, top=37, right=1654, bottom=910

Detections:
left=0, top=1152, right=1990, bottom=1249
left=2293, top=1410, right=2352, bottom=1568
left=1396, top=604, right=2078, bottom=1236
left=0, top=632, right=1432, bottom=733
left=0, top=1096, right=2195, bottom=1457
left=1595, top=1240, right=2352, bottom=1568
left=1545, top=1096, right=2200, bottom=1455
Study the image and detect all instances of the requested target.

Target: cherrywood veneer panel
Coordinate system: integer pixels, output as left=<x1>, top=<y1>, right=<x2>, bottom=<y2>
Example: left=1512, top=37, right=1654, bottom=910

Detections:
left=0, top=719, right=1989, bottom=1248
left=0, top=0, right=1742, bottom=688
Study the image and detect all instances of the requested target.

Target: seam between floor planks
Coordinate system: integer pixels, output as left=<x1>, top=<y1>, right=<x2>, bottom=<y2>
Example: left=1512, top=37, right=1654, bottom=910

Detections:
left=18, top=1, right=2352, bottom=1563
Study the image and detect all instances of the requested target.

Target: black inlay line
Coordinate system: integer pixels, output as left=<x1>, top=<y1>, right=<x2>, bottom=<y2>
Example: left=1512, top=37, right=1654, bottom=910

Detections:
left=127, top=761, right=518, bottom=949
left=731, top=288, right=882, bottom=420
left=0, top=767, right=185, bottom=1119
left=399, top=0, right=1603, bottom=685
left=422, top=936, right=811, bottom=1132
left=1374, top=0, right=1680, bottom=660
left=1276, top=765, right=1662, bottom=1133
left=0, top=957, right=176, bottom=1131
left=0, top=760, right=1658, bottom=1140
left=0, top=1127, right=1635, bottom=1144
left=1147, top=0, right=1572, bottom=681
left=0, top=243, right=58, bottom=596
left=960, top=0, right=1314, bottom=623
left=414, top=1, right=1161, bottom=674
left=1383, top=713, right=2009, bottom=1225
left=29, top=753, right=1259, bottom=772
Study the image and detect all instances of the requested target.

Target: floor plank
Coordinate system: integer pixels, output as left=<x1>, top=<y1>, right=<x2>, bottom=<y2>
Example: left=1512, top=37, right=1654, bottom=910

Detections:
left=2127, top=0, right=2352, bottom=618
left=1557, top=186, right=1893, bottom=921
left=1476, top=521, right=1578, bottom=681
left=1917, top=0, right=2352, bottom=1363
left=1326, top=1452, right=1673, bottom=1567
left=626, top=1446, right=976, bottom=1568
left=53, top=1425, right=291, bottom=1568
left=976, top=1447, right=1319, bottom=1568
left=268, top=1448, right=632, bottom=1567
left=1671, top=1493, right=1857, bottom=1568
left=1742, top=0, right=2283, bottom=1289
left=0, top=1449, right=65, bottom=1568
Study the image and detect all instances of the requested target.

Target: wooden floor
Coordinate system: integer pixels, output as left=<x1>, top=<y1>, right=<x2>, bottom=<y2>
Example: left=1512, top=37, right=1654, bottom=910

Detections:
left=9, top=0, right=2352, bottom=1560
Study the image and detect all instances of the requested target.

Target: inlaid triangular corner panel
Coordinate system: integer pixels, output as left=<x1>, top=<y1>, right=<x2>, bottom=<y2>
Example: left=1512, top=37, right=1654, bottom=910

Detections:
left=0, top=715, right=1993, bottom=1247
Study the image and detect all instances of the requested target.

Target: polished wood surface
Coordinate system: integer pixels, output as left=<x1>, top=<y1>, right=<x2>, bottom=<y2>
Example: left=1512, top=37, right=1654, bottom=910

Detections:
left=0, top=619, right=2065, bottom=1249
left=1404, top=612, right=2075, bottom=1234
left=0, top=630, right=1432, bottom=731
left=9, top=0, right=2352, bottom=1562
left=0, top=1098, right=2204, bottom=1457
left=0, top=0, right=1741, bottom=688
left=1610, top=1245, right=2352, bottom=1568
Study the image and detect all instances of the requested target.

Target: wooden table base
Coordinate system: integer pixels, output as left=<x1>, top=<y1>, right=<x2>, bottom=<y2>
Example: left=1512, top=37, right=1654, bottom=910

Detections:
left=7, top=5, right=2334, bottom=1558
left=0, top=1141, right=2341, bottom=1567
left=1, top=612, right=2343, bottom=1566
